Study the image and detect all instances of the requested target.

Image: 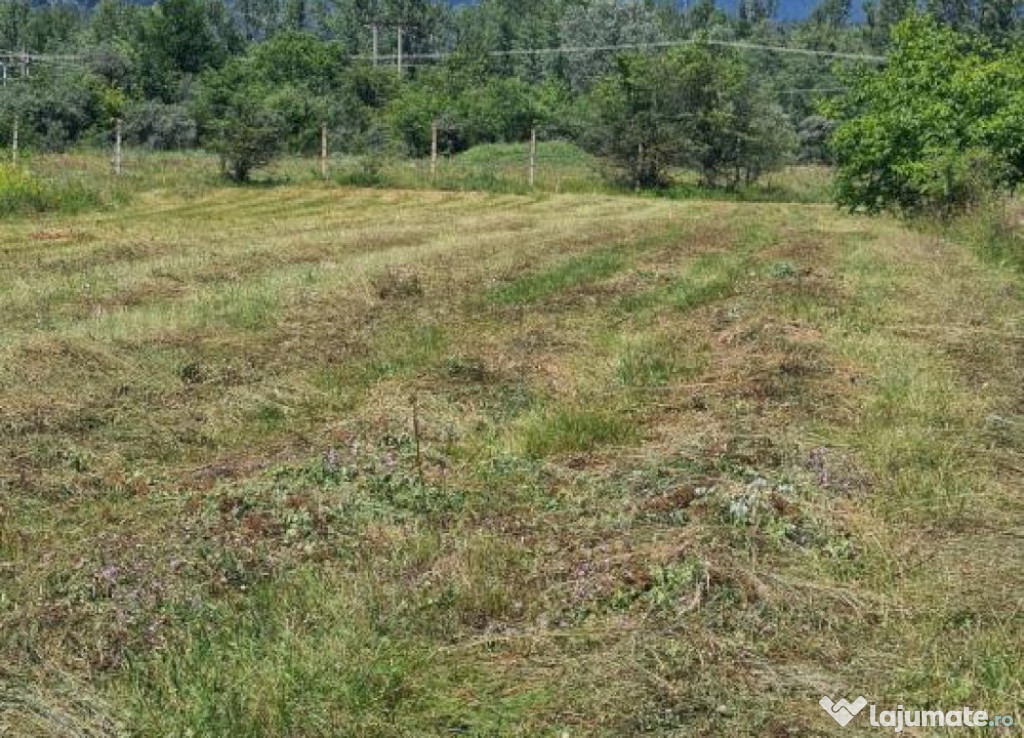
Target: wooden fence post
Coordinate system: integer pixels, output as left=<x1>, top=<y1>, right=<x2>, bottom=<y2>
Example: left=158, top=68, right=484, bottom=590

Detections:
left=529, top=126, right=537, bottom=188
left=636, top=142, right=644, bottom=192
left=113, top=117, right=122, bottom=175
left=430, top=120, right=438, bottom=180
left=320, top=121, right=328, bottom=180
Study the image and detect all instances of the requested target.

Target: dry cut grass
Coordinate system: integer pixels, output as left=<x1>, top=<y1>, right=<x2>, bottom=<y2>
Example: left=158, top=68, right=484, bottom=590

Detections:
left=0, top=175, right=1021, bottom=736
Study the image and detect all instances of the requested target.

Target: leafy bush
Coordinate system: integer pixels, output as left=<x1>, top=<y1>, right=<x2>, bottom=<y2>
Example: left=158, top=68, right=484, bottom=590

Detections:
left=386, top=83, right=443, bottom=157
left=252, top=34, right=379, bottom=156
left=0, top=71, right=107, bottom=153
left=827, top=16, right=1024, bottom=214
left=386, top=67, right=551, bottom=157
left=334, top=157, right=388, bottom=188
left=124, top=101, right=198, bottom=150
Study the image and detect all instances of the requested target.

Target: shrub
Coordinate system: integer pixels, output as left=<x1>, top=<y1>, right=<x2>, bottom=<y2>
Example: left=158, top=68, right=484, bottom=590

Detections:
left=334, top=157, right=388, bottom=188
left=124, top=101, right=198, bottom=150
left=827, top=16, right=1024, bottom=215
left=797, top=115, right=835, bottom=164
left=386, top=68, right=549, bottom=157
left=0, top=73, right=103, bottom=153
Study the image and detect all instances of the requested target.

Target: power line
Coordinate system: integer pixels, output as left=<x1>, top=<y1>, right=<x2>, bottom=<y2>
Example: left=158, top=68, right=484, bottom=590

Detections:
left=778, top=87, right=849, bottom=94
left=358, top=38, right=886, bottom=64
left=0, top=50, right=84, bottom=62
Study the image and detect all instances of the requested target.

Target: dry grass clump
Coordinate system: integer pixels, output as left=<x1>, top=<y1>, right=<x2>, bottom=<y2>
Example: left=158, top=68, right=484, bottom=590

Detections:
left=372, top=266, right=425, bottom=300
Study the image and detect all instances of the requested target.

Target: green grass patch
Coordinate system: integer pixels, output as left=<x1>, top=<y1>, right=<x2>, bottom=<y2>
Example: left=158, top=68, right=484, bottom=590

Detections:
left=368, top=323, right=446, bottom=380
left=0, top=163, right=104, bottom=216
left=490, top=249, right=626, bottom=305
left=457, top=140, right=596, bottom=168
left=118, top=569, right=550, bottom=737
left=616, top=339, right=709, bottom=387
left=519, top=406, right=636, bottom=458
left=621, top=251, right=747, bottom=313
left=196, top=284, right=281, bottom=332
left=948, top=201, right=1024, bottom=275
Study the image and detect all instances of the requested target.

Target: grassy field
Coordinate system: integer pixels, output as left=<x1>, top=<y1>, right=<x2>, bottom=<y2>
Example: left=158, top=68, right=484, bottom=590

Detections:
left=0, top=154, right=1022, bottom=736
left=7, top=142, right=836, bottom=209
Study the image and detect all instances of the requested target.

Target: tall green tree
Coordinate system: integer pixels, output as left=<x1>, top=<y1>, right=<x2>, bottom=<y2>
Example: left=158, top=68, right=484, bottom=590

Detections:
left=559, top=0, right=665, bottom=94
left=828, top=15, right=1024, bottom=213
left=863, top=0, right=916, bottom=48
left=139, top=0, right=241, bottom=100
left=0, top=0, right=30, bottom=50
left=193, top=57, right=288, bottom=180
left=739, top=0, right=779, bottom=25
left=88, top=0, right=142, bottom=45
left=581, top=43, right=793, bottom=188
left=810, top=0, right=852, bottom=28
left=977, top=0, right=1019, bottom=41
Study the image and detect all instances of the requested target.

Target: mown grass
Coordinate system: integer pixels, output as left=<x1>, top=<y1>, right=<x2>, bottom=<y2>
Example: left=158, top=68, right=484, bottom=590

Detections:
left=489, top=247, right=627, bottom=305
left=0, top=165, right=1021, bottom=736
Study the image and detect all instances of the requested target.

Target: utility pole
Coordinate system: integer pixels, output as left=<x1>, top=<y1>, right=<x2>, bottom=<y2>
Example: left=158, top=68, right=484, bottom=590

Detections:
left=372, top=23, right=379, bottom=66
left=113, top=118, right=122, bottom=175
left=529, top=126, right=537, bottom=188
left=396, top=25, right=403, bottom=77
left=12, top=118, right=18, bottom=165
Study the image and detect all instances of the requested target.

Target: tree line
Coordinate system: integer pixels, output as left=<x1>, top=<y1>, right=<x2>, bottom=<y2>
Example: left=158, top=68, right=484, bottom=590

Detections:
left=0, top=0, right=1020, bottom=211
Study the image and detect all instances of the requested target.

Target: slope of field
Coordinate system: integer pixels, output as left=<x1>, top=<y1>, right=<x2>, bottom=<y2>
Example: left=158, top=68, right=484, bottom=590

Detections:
left=1, top=183, right=1021, bottom=736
